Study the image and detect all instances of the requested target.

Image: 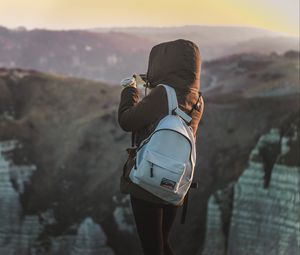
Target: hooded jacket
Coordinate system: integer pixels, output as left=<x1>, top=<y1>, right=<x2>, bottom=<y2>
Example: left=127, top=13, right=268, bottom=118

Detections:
left=118, top=39, right=204, bottom=205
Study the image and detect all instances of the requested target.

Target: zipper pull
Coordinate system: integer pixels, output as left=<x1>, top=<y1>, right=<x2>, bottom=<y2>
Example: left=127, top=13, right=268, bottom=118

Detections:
left=150, top=163, right=154, bottom=177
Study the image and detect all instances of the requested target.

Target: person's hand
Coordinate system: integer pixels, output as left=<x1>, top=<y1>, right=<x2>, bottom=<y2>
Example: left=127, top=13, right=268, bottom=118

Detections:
left=120, top=74, right=146, bottom=89
left=133, top=74, right=146, bottom=87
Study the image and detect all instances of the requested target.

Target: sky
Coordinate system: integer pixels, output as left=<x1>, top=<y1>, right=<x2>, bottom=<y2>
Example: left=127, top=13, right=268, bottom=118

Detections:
left=0, top=0, right=299, bottom=36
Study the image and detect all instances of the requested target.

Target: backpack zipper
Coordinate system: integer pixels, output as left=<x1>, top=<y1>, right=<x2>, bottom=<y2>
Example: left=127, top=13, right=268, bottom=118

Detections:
left=150, top=163, right=154, bottom=177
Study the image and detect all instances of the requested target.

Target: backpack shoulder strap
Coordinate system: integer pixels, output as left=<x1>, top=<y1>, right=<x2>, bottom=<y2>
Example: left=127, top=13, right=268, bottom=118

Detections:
left=159, top=84, right=178, bottom=115
left=159, top=84, right=192, bottom=124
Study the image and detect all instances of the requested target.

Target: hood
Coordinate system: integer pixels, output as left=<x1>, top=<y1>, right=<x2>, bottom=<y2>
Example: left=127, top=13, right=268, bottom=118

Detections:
left=146, top=39, right=201, bottom=92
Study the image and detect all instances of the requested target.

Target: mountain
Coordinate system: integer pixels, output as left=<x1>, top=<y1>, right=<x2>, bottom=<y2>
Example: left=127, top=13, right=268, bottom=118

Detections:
left=0, top=51, right=299, bottom=254
left=93, top=25, right=299, bottom=60
left=0, top=25, right=298, bottom=84
left=0, top=26, right=152, bottom=84
left=93, top=25, right=280, bottom=45
left=201, top=50, right=300, bottom=97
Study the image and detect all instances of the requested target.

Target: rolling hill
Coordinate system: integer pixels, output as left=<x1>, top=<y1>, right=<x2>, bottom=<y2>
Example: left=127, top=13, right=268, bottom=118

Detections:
left=0, top=25, right=298, bottom=84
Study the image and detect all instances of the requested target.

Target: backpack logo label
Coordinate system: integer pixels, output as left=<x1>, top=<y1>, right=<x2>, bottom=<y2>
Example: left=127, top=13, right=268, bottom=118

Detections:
left=160, top=178, right=176, bottom=190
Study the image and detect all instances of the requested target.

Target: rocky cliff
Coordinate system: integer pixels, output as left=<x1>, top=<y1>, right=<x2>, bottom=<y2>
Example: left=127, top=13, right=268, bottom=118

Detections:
left=228, top=121, right=300, bottom=255
left=0, top=140, right=114, bottom=255
left=201, top=119, right=300, bottom=255
left=0, top=69, right=124, bottom=254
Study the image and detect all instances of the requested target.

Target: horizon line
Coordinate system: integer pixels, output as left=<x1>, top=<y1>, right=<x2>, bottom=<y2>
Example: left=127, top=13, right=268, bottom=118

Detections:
left=0, top=23, right=298, bottom=38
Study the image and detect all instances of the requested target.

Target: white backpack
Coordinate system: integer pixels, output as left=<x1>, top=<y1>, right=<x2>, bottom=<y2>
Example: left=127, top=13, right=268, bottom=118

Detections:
left=129, top=84, right=196, bottom=205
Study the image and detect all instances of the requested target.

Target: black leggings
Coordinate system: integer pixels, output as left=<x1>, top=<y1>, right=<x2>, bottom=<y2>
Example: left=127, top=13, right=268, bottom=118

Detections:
left=130, top=195, right=179, bottom=255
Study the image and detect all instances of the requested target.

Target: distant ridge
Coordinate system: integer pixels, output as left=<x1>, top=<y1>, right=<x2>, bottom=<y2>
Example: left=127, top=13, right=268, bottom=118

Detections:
left=0, top=25, right=298, bottom=83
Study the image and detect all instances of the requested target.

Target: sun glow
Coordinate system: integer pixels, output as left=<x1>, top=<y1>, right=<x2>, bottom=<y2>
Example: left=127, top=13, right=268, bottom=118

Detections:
left=0, top=0, right=298, bottom=36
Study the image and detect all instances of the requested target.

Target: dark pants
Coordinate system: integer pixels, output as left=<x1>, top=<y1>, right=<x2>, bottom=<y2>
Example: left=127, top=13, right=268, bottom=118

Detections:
left=130, top=195, right=179, bottom=255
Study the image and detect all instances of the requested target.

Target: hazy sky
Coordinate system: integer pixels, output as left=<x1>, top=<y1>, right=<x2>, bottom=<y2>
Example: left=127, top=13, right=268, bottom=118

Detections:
left=0, top=0, right=299, bottom=36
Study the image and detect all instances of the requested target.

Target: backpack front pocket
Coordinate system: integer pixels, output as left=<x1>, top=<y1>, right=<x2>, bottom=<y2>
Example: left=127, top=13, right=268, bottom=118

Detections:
left=134, top=150, right=186, bottom=193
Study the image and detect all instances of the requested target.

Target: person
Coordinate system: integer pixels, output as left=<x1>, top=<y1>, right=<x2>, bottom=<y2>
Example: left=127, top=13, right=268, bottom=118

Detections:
left=118, top=39, right=204, bottom=255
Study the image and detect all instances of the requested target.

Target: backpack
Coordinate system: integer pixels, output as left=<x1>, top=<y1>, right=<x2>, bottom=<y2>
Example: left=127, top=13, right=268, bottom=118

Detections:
left=129, top=84, right=196, bottom=205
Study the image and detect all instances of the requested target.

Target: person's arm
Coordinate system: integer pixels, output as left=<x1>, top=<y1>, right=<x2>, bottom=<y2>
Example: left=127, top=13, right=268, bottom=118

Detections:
left=118, top=86, right=168, bottom=132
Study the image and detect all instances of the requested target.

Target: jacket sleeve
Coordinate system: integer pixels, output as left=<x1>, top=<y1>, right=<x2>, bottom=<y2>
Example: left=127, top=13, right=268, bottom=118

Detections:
left=118, top=86, right=168, bottom=132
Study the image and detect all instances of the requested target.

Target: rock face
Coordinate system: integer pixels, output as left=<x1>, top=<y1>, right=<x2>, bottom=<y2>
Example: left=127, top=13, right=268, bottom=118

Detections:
left=113, top=195, right=135, bottom=234
left=202, top=120, right=300, bottom=255
left=201, top=186, right=234, bottom=255
left=0, top=140, right=40, bottom=255
left=0, top=69, right=118, bottom=255
left=201, top=193, right=226, bottom=255
left=71, top=217, right=114, bottom=255
left=228, top=124, right=300, bottom=255
left=0, top=140, right=115, bottom=255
